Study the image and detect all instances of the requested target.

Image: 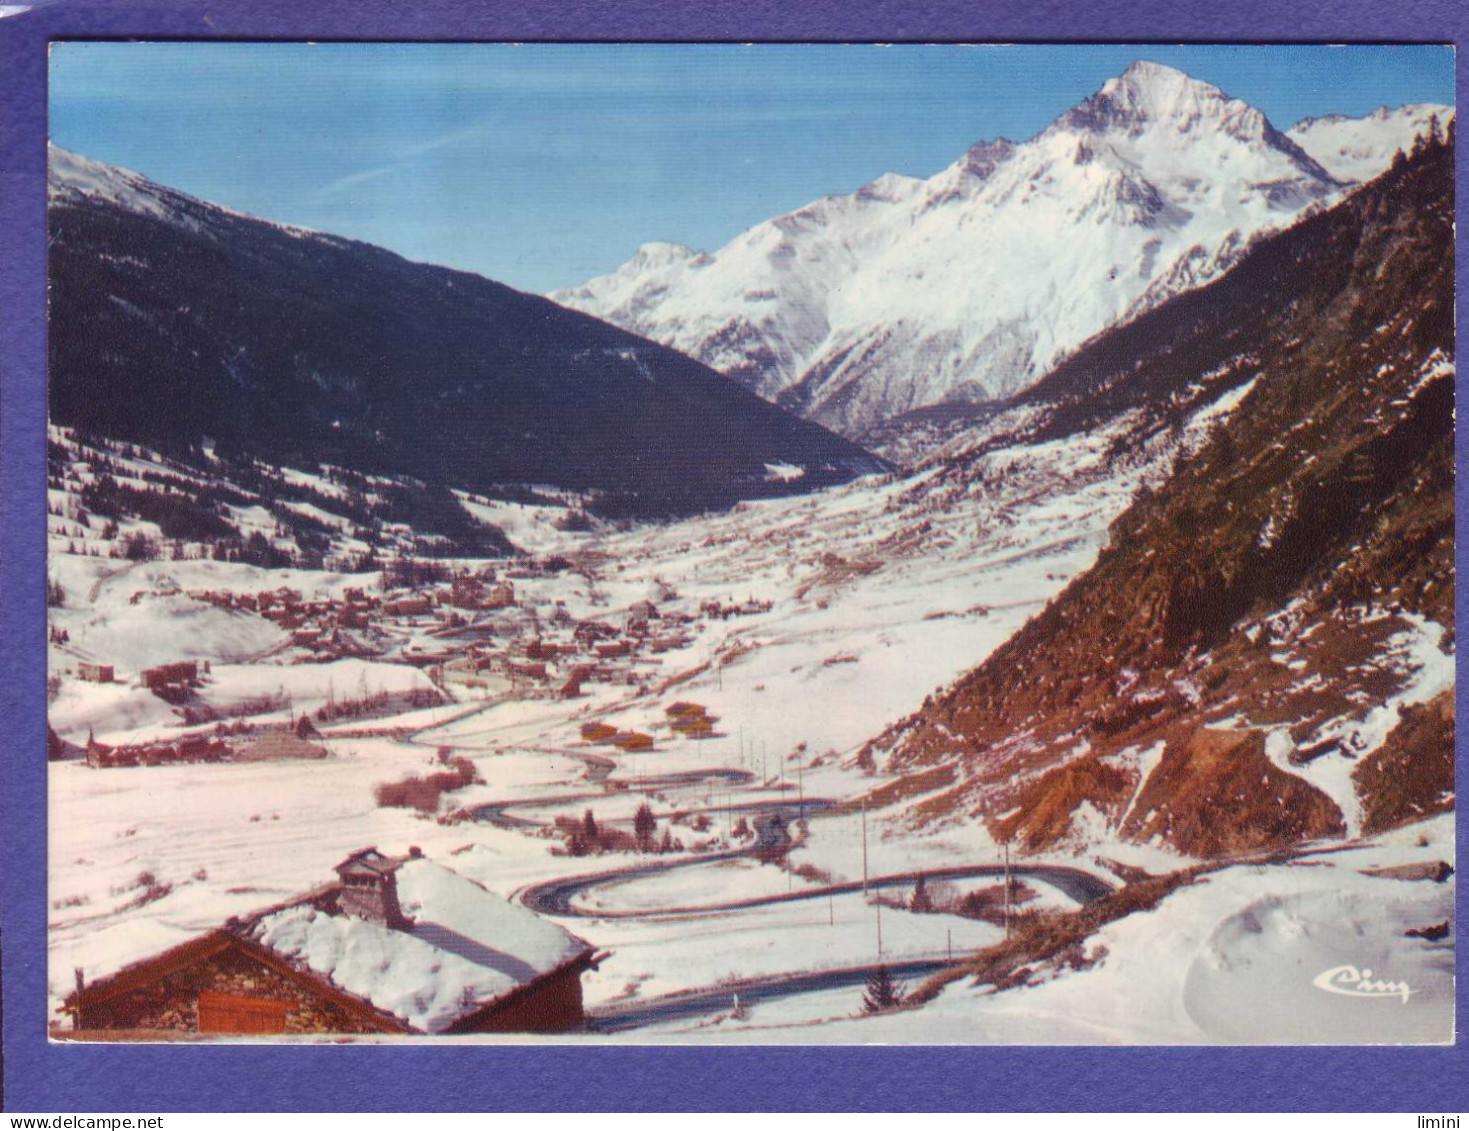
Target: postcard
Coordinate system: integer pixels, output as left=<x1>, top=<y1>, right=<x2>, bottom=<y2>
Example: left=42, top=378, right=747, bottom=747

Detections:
left=6, top=20, right=1463, bottom=1113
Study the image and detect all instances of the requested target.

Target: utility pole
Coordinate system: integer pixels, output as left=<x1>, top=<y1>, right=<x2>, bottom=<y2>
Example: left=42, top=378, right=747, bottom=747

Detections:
left=797, top=752, right=804, bottom=821
left=861, top=799, right=869, bottom=897
left=829, top=890, right=834, bottom=926
left=947, top=928, right=952, bottom=961
left=876, top=898, right=883, bottom=958
left=1004, top=838, right=1012, bottom=940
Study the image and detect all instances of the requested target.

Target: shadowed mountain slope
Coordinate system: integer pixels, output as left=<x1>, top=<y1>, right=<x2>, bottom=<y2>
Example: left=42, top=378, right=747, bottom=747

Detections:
left=48, top=148, right=885, bottom=520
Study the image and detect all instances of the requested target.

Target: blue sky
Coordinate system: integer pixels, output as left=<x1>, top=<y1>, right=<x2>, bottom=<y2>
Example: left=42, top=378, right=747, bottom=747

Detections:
left=49, top=43, right=1455, bottom=293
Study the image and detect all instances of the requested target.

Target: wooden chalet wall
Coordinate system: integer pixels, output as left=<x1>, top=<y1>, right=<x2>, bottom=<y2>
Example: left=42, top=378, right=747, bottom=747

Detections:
left=74, top=934, right=401, bottom=1036
left=445, top=955, right=591, bottom=1034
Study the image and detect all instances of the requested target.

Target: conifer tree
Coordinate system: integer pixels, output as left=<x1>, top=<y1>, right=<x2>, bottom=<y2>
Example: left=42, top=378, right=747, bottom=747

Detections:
left=633, top=802, right=657, bottom=850
left=910, top=875, right=933, bottom=913
left=862, top=965, right=906, bottom=1013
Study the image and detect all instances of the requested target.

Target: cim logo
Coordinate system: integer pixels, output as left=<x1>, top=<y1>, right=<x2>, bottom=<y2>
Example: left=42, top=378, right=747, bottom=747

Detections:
left=1312, top=964, right=1413, bottom=1004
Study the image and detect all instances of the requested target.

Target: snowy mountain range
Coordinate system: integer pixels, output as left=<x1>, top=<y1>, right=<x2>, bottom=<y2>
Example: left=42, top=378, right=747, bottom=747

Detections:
left=552, top=61, right=1451, bottom=439
left=1287, top=102, right=1454, bottom=184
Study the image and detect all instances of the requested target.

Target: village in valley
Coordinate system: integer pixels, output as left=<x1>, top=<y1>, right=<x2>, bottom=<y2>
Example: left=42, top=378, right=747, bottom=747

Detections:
left=42, top=419, right=1147, bottom=1039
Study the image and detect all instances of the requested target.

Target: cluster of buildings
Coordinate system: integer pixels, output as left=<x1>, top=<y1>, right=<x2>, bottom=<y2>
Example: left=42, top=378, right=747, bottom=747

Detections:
left=80, top=716, right=329, bottom=770
left=191, top=585, right=383, bottom=660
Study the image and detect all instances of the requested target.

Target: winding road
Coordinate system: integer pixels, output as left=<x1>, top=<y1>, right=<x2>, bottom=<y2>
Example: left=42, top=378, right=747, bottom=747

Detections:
left=404, top=697, right=1118, bottom=1033
left=587, top=956, right=956, bottom=1034
left=520, top=855, right=1114, bottom=919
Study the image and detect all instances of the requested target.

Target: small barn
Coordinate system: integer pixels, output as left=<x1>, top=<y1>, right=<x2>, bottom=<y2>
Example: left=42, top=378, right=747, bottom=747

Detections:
left=61, top=848, right=604, bottom=1038
left=142, top=660, right=200, bottom=691
left=384, top=595, right=432, bottom=617
left=235, top=731, right=329, bottom=762
left=78, top=662, right=115, bottom=684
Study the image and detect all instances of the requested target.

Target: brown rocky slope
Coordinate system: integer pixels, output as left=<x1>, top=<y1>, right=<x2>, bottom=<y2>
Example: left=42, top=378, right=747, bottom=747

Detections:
left=865, top=137, right=1455, bottom=858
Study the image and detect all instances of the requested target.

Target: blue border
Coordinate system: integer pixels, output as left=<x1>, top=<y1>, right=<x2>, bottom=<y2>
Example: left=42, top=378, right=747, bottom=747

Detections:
left=2, top=0, right=1464, bottom=1114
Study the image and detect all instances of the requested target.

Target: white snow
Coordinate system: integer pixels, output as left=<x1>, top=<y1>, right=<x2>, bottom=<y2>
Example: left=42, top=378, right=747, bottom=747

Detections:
left=251, top=858, right=587, bottom=1033
left=1288, top=104, right=1455, bottom=185
left=1258, top=613, right=1455, bottom=838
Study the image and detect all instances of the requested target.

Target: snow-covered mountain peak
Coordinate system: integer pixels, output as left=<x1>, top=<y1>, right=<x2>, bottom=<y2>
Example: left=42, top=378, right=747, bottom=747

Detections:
left=49, top=143, right=330, bottom=242
left=1067, top=60, right=1247, bottom=134
left=855, top=171, right=926, bottom=203
left=629, top=241, right=711, bottom=269
left=1058, top=60, right=1326, bottom=180
left=48, top=144, right=176, bottom=223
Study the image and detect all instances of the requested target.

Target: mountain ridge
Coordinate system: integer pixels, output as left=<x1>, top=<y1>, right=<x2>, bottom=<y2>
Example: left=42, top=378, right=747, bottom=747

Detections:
left=47, top=147, right=887, bottom=520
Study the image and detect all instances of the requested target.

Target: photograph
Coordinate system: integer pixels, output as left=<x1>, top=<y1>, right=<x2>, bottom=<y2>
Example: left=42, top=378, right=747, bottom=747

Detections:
left=37, top=39, right=1456, bottom=1053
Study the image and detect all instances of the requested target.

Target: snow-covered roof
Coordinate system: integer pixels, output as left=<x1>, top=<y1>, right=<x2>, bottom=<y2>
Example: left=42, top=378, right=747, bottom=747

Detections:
left=248, top=858, right=591, bottom=1033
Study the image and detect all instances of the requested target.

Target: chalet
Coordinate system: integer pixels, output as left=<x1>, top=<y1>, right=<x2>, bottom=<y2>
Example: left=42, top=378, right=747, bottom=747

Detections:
left=505, top=660, right=549, bottom=682
left=579, top=721, right=618, bottom=743
left=86, top=732, right=231, bottom=769
left=142, top=660, right=201, bottom=691
left=671, top=716, right=717, bottom=740
left=384, top=595, right=433, bottom=617
left=574, top=620, right=618, bottom=647
left=594, top=640, right=633, bottom=659
left=485, top=582, right=516, bottom=610
left=78, top=662, right=114, bottom=684
left=61, top=848, right=604, bottom=1037
left=558, top=666, right=592, bottom=700
left=440, top=658, right=513, bottom=696
left=625, top=600, right=660, bottom=633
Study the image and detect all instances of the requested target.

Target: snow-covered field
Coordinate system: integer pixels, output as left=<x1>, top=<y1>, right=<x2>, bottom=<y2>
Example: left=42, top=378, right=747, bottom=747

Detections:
left=46, top=403, right=1454, bottom=1044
